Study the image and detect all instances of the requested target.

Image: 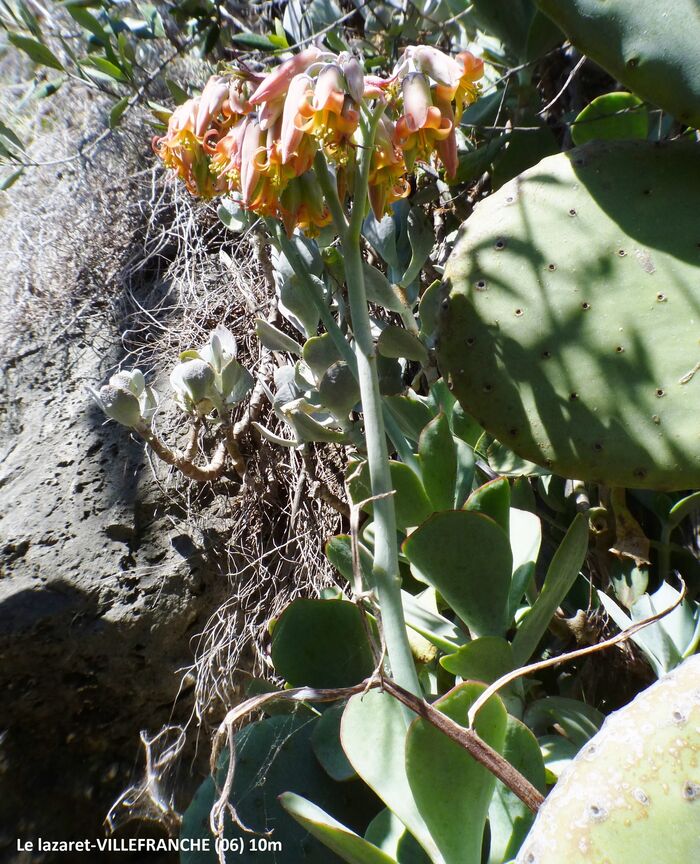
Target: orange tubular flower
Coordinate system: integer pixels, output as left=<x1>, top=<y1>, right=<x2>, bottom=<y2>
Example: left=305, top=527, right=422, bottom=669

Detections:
left=226, top=76, right=254, bottom=117
left=229, top=117, right=300, bottom=217
left=412, top=45, right=484, bottom=123
left=296, top=64, right=360, bottom=164
left=152, top=98, right=217, bottom=196
left=249, top=46, right=324, bottom=106
left=209, top=117, right=249, bottom=192
left=431, top=92, right=458, bottom=179
left=363, top=74, right=392, bottom=99
left=279, top=172, right=332, bottom=236
left=368, top=115, right=410, bottom=219
left=195, top=75, right=230, bottom=138
left=394, top=73, right=453, bottom=173
left=280, top=73, right=316, bottom=165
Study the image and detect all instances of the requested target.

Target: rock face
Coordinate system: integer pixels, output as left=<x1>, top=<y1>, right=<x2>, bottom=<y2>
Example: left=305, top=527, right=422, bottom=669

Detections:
left=0, top=89, right=229, bottom=861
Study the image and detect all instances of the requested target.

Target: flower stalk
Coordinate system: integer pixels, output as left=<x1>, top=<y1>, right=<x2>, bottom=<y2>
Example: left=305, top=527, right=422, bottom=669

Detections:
left=150, top=43, right=486, bottom=698
left=335, top=105, right=421, bottom=696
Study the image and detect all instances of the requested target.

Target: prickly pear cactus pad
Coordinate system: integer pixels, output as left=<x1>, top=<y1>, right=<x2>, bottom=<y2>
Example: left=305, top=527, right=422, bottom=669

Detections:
left=535, top=0, right=700, bottom=128
left=515, top=654, right=700, bottom=864
left=438, top=140, right=700, bottom=490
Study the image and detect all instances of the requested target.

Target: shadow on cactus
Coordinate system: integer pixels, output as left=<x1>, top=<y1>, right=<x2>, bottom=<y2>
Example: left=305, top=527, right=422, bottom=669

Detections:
left=438, top=140, right=700, bottom=490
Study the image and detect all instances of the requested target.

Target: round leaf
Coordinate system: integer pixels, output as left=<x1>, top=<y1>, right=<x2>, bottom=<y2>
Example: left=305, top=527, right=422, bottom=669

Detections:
left=271, top=599, right=374, bottom=688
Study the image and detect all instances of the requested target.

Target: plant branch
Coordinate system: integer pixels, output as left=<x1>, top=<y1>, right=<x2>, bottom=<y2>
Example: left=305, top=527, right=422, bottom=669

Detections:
left=138, top=424, right=230, bottom=481
left=381, top=676, right=545, bottom=813
left=467, top=578, right=687, bottom=728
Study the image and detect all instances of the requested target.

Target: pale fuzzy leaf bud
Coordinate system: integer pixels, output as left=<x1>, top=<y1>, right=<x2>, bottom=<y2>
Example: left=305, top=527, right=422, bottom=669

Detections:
left=170, top=358, right=218, bottom=415
left=97, top=384, right=142, bottom=428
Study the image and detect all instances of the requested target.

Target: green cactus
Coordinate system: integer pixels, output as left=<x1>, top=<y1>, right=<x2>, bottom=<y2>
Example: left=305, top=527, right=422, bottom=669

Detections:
left=438, top=140, right=700, bottom=490
left=535, top=0, right=700, bottom=128
left=515, top=653, right=700, bottom=863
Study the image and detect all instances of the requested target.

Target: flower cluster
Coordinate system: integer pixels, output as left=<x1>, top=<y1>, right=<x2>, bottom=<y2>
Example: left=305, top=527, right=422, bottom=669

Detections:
left=153, top=45, right=483, bottom=232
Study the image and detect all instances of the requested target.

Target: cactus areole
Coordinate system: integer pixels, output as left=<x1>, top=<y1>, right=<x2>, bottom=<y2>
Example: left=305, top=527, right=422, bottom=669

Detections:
left=515, top=654, right=700, bottom=863
left=438, top=141, right=700, bottom=490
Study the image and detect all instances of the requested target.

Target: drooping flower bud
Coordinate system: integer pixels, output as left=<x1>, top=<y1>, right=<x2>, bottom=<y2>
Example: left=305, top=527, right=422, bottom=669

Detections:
left=396, top=73, right=454, bottom=173
left=249, top=46, right=323, bottom=105
left=339, top=53, right=364, bottom=104
left=280, top=74, right=313, bottom=164
left=368, top=115, right=410, bottom=219
left=412, top=46, right=464, bottom=90
left=240, top=117, right=264, bottom=206
left=195, top=75, right=230, bottom=138
left=312, top=64, right=347, bottom=114
left=401, top=73, right=432, bottom=132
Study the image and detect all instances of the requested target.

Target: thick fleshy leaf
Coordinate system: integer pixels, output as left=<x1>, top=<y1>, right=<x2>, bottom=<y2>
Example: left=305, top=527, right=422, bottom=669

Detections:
left=524, top=697, right=604, bottom=749
left=377, top=355, right=403, bottom=397
left=347, top=460, right=432, bottom=530
left=440, top=636, right=514, bottom=681
left=365, top=809, right=430, bottom=864
left=341, top=691, right=443, bottom=863
left=418, top=413, right=456, bottom=511
left=8, top=33, right=64, bottom=70
left=452, top=403, right=482, bottom=448
left=402, top=588, right=468, bottom=654
left=109, top=95, right=129, bottom=128
left=400, top=208, right=434, bottom=290
left=418, top=279, right=442, bottom=344
left=440, top=637, right=521, bottom=715
left=284, top=409, right=347, bottom=444
left=539, top=734, right=579, bottom=782
left=511, top=513, right=588, bottom=665
left=599, top=582, right=700, bottom=676
left=453, top=438, right=476, bottom=509
left=362, top=212, right=399, bottom=270
left=404, top=511, right=513, bottom=637
left=319, top=362, right=360, bottom=416
left=405, top=683, right=508, bottom=864
left=465, top=476, right=511, bottom=534
left=311, top=704, right=357, bottom=782
left=271, top=599, right=374, bottom=688
left=325, top=534, right=372, bottom=587
left=181, top=714, right=357, bottom=863
left=385, top=394, right=434, bottom=444
left=363, top=262, right=407, bottom=312
left=281, top=273, right=321, bottom=337
left=279, top=793, right=397, bottom=864
left=220, top=359, right=253, bottom=404
left=668, top=490, right=700, bottom=529
left=487, top=717, right=546, bottom=864
left=303, top=333, right=342, bottom=378
left=507, top=508, right=541, bottom=621
left=255, top=318, right=302, bottom=354
left=377, top=327, right=429, bottom=365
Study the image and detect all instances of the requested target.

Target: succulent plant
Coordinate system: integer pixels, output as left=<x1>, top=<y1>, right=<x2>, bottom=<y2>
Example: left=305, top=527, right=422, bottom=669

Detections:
left=88, top=368, right=157, bottom=428
left=536, top=0, right=700, bottom=128
left=515, top=653, right=700, bottom=864
left=171, top=325, right=253, bottom=417
left=170, top=358, right=220, bottom=416
left=438, top=140, right=700, bottom=490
